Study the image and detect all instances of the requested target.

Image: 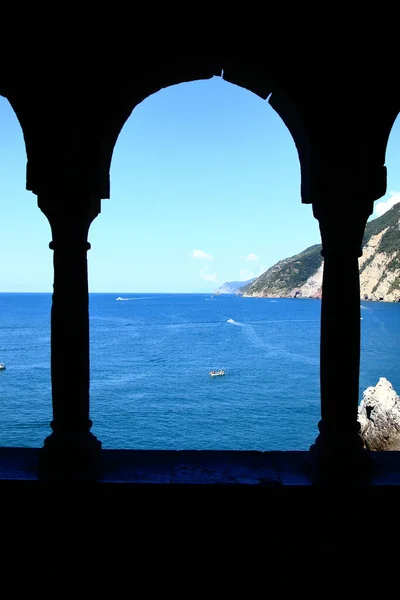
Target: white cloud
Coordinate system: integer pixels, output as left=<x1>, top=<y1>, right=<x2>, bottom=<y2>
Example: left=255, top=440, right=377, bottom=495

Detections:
left=191, top=249, right=213, bottom=261
left=374, top=191, right=400, bottom=217
left=243, top=253, right=259, bottom=261
left=200, top=268, right=217, bottom=282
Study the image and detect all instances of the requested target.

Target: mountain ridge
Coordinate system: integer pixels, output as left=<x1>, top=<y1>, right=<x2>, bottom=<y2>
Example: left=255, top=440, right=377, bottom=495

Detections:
left=215, top=277, right=256, bottom=294
left=218, top=204, right=400, bottom=302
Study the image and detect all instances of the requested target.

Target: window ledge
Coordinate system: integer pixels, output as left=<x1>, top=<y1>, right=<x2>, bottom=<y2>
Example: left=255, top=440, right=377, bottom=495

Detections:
left=1, top=447, right=400, bottom=485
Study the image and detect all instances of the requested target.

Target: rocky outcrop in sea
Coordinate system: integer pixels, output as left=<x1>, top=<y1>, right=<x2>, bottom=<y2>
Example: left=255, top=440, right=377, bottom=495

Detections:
left=358, top=378, right=400, bottom=451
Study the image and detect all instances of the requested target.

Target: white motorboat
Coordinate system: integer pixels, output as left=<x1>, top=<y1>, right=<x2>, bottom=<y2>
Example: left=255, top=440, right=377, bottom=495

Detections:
left=209, top=369, right=225, bottom=377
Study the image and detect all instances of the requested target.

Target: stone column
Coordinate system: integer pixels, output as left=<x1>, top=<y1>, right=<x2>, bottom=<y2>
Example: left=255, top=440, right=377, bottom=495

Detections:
left=38, top=194, right=102, bottom=478
left=310, top=201, right=373, bottom=483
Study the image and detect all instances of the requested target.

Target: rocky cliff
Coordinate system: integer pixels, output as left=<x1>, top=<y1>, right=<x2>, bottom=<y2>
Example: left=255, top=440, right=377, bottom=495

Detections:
left=239, top=203, right=400, bottom=301
left=358, top=378, right=400, bottom=451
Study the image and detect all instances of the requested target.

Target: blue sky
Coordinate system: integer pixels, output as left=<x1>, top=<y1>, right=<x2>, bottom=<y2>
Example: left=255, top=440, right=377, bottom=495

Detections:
left=0, top=76, right=399, bottom=293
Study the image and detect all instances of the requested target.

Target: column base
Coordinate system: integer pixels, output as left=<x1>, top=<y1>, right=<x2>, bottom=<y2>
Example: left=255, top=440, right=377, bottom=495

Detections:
left=310, top=424, right=371, bottom=485
left=38, top=431, right=102, bottom=480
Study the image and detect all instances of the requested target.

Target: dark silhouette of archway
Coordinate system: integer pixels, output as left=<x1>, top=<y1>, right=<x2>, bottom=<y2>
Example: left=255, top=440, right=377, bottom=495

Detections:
left=1, top=43, right=400, bottom=564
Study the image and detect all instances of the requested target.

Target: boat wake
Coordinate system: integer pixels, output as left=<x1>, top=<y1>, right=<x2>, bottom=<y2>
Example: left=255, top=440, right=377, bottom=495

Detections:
left=116, top=296, right=156, bottom=301
left=227, top=318, right=243, bottom=326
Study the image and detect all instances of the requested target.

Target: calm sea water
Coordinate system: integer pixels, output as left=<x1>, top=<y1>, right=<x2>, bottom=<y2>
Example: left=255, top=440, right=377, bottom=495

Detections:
left=0, top=293, right=399, bottom=450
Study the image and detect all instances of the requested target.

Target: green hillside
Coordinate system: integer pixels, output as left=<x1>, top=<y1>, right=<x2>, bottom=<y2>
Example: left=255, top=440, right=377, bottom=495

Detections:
left=360, top=203, right=400, bottom=295
left=240, top=244, right=323, bottom=296
left=239, top=203, right=400, bottom=298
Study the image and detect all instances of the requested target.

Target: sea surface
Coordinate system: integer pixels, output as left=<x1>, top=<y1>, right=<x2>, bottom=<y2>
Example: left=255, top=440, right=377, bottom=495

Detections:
left=0, top=293, right=399, bottom=450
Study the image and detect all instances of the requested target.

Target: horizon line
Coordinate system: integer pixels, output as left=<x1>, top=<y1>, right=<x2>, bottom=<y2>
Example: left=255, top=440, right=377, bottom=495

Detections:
left=0, top=291, right=221, bottom=294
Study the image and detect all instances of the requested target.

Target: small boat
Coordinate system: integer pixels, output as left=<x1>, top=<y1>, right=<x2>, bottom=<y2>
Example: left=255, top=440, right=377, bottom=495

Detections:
left=209, top=369, right=225, bottom=377
left=0, top=363, right=5, bottom=371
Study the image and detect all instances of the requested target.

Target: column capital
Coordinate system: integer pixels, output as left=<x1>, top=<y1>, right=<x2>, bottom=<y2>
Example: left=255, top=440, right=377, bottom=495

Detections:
left=38, top=192, right=101, bottom=248
left=312, top=200, right=373, bottom=258
left=38, top=192, right=101, bottom=226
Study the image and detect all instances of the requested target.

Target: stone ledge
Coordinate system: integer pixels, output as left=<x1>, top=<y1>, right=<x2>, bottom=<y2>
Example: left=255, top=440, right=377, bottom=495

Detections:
left=2, top=448, right=400, bottom=556
left=0, top=447, right=400, bottom=484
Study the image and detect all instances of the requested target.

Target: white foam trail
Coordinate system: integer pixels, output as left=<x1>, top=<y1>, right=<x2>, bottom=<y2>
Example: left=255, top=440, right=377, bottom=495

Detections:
left=227, top=318, right=243, bottom=326
left=116, top=297, right=154, bottom=301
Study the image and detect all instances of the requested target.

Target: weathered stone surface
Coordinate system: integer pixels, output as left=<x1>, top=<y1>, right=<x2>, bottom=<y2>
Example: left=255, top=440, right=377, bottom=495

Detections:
left=358, top=378, right=400, bottom=450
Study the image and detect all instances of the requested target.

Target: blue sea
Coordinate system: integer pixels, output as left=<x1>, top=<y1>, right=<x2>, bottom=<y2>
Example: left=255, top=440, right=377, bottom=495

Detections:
left=0, top=293, right=399, bottom=450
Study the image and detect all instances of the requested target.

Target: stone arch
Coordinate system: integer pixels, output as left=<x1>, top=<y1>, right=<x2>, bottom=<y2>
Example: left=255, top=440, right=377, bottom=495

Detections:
left=356, top=99, right=400, bottom=206
left=0, top=92, right=29, bottom=171
left=375, top=108, right=400, bottom=212
left=381, top=105, right=400, bottom=171
left=100, top=61, right=311, bottom=203
left=0, top=90, right=49, bottom=195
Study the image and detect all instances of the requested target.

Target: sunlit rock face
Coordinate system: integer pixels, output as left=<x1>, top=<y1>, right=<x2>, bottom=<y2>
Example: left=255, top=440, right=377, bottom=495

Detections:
left=358, top=378, right=400, bottom=451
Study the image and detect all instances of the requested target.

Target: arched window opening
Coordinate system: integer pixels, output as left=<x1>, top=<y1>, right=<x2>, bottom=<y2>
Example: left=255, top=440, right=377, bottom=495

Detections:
left=88, top=76, right=323, bottom=451
left=0, top=96, right=53, bottom=446
left=358, top=113, right=400, bottom=450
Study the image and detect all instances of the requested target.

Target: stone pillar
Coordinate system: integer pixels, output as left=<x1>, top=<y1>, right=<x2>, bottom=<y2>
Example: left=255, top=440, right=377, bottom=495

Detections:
left=38, top=194, right=102, bottom=478
left=310, top=201, right=373, bottom=483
